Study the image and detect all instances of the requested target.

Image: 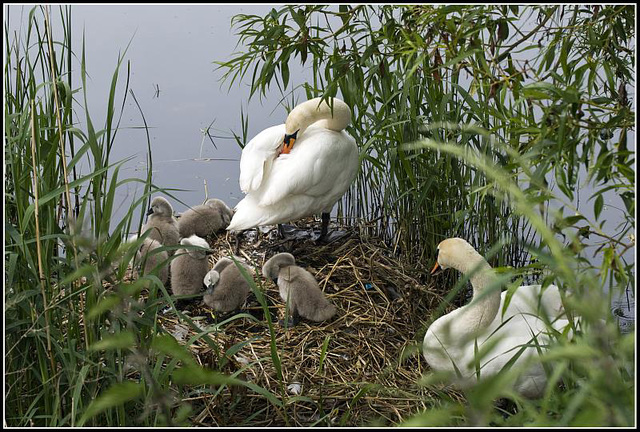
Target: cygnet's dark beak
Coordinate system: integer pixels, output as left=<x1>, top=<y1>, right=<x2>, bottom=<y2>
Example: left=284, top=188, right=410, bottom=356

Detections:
left=146, top=207, right=154, bottom=216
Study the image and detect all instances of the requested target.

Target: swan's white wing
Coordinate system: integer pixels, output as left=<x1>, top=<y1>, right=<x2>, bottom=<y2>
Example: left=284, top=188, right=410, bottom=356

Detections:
left=502, top=284, right=565, bottom=321
left=238, top=124, right=285, bottom=193
left=228, top=125, right=358, bottom=231
left=256, top=126, right=358, bottom=207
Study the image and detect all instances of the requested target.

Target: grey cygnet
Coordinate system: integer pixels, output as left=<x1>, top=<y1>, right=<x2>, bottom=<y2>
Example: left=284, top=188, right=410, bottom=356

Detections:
left=136, top=237, right=169, bottom=285
left=262, top=253, right=337, bottom=326
left=203, top=257, right=254, bottom=313
left=142, top=196, right=180, bottom=256
left=178, top=198, right=234, bottom=238
left=170, top=235, right=211, bottom=300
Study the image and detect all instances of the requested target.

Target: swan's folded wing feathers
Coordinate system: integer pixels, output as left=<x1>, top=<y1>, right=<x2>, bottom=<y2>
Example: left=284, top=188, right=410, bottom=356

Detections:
left=256, top=128, right=346, bottom=206
left=257, top=154, right=326, bottom=206
left=238, top=154, right=263, bottom=193
left=239, top=147, right=277, bottom=193
left=238, top=125, right=284, bottom=193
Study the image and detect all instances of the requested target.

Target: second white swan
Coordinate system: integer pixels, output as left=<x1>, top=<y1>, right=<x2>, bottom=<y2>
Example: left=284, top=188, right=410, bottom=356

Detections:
left=423, top=238, right=573, bottom=398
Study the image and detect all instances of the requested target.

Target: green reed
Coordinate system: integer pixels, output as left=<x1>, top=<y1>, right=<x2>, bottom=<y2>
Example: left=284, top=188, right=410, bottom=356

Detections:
left=5, top=6, right=299, bottom=426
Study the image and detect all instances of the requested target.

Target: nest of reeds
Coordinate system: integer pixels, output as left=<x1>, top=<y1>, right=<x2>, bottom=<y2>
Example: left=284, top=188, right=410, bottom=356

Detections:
left=156, top=217, right=462, bottom=426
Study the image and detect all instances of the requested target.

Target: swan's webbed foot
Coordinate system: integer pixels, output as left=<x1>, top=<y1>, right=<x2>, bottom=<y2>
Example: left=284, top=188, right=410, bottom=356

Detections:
left=314, top=230, right=348, bottom=244
left=314, top=233, right=330, bottom=244
left=276, top=224, right=301, bottom=239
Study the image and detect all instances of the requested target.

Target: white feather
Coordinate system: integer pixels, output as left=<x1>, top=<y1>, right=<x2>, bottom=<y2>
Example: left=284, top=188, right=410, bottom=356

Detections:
left=238, top=125, right=283, bottom=193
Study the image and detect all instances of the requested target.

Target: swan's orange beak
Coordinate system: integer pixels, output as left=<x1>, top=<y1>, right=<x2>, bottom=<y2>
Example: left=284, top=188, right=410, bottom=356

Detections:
left=280, top=130, right=299, bottom=156
left=281, top=137, right=295, bottom=155
left=430, top=261, right=441, bottom=275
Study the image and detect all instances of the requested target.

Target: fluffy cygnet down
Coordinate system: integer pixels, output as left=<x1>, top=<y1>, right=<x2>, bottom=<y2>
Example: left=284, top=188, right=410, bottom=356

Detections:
left=136, top=237, right=169, bottom=285
left=262, top=253, right=337, bottom=326
left=203, top=257, right=254, bottom=313
left=142, top=196, right=180, bottom=256
left=178, top=198, right=234, bottom=238
left=170, top=235, right=212, bottom=303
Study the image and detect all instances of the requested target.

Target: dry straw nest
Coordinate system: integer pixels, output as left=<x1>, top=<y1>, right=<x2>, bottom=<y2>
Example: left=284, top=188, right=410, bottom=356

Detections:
left=157, top=218, right=462, bottom=426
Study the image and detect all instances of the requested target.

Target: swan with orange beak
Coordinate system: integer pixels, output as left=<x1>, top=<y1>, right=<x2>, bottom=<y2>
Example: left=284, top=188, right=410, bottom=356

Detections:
left=227, top=97, right=359, bottom=242
left=423, top=238, right=573, bottom=398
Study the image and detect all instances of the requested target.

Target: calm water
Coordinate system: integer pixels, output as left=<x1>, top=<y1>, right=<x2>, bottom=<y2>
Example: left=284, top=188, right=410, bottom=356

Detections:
left=6, top=5, right=635, bottom=326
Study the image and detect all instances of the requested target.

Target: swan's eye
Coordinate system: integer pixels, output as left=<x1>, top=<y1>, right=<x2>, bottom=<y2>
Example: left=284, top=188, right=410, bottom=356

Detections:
left=284, top=130, right=299, bottom=141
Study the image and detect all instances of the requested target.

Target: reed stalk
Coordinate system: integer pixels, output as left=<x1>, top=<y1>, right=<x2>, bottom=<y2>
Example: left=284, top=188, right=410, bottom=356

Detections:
left=29, top=98, right=56, bottom=375
left=43, top=4, right=87, bottom=351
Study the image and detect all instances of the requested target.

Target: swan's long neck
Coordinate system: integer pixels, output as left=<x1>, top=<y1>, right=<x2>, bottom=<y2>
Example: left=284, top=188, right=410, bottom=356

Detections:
left=285, top=97, right=351, bottom=136
left=458, top=257, right=501, bottom=332
left=433, top=252, right=501, bottom=344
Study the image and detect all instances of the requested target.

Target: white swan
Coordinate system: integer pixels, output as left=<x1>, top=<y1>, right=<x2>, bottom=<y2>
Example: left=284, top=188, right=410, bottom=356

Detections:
left=423, top=238, right=573, bottom=398
left=226, top=97, right=359, bottom=239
